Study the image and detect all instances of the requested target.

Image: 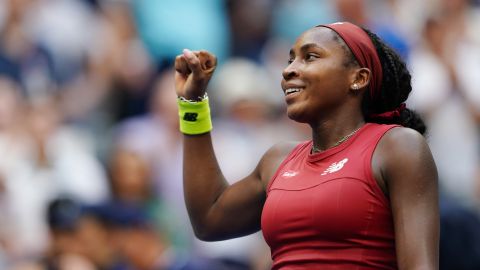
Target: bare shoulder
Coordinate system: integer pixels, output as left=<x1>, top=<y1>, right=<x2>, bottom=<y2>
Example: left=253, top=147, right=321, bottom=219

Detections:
left=375, top=127, right=437, bottom=186
left=378, top=127, right=430, bottom=161
left=381, top=126, right=426, bottom=151
left=258, top=141, right=301, bottom=188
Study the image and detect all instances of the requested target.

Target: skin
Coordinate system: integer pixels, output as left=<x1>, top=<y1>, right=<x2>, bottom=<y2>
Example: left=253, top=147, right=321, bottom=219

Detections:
left=174, top=27, right=439, bottom=269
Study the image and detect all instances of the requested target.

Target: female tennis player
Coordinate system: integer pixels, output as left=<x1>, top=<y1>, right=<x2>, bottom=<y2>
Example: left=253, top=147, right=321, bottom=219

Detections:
left=174, top=22, right=438, bottom=269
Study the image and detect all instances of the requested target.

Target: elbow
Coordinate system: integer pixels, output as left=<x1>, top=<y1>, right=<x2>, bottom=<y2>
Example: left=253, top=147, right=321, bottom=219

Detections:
left=188, top=208, right=229, bottom=241
left=192, top=226, right=220, bottom=242
left=191, top=219, right=229, bottom=241
left=189, top=217, right=212, bottom=241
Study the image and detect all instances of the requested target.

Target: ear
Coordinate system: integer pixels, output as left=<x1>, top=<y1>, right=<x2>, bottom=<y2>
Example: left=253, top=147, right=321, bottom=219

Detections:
left=349, top=68, right=371, bottom=93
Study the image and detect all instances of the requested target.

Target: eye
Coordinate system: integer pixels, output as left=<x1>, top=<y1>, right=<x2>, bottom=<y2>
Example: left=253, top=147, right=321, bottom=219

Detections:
left=287, top=57, right=294, bottom=64
left=305, top=53, right=319, bottom=61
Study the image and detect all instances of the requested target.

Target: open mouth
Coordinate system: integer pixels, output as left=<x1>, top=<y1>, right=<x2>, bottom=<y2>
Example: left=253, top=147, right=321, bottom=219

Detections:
left=284, top=88, right=303, bottom=96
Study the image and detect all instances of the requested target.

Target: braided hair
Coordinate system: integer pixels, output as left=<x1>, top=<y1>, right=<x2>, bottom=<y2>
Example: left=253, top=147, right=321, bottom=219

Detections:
left=333, top=28, right=427, bottom=135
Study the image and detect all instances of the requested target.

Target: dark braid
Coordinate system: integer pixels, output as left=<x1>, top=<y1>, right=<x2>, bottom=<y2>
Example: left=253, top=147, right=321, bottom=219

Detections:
left=360, top=28, right=427, bottom=135
left=329, top=26, right=427, bottom=135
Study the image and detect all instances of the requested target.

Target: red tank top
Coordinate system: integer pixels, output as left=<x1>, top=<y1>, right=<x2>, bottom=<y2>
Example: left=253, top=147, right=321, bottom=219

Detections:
left=261, top=123, right=399, bottom=270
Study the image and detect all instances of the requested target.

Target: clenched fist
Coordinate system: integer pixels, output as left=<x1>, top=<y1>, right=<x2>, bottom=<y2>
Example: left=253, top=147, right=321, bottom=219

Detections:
left=174, top=49, right=217, bottom=100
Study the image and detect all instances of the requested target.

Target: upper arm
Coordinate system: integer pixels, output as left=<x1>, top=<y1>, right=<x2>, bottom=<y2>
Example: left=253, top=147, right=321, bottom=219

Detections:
left=202, top=141, right=297, bottom=240
left=375, top=128, right=439, bottom=270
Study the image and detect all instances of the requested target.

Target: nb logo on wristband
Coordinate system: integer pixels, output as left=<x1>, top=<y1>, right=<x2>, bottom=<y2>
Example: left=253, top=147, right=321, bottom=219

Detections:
left=183, top=112, right=198, bottom=122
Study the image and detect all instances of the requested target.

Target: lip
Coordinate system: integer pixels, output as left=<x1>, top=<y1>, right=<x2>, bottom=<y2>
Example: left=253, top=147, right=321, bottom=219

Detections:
left=282, top=84, right=305, bottom=95
left=284, top=89, right=303, bottom=104
left=284, top=88, right=303, bottom=96
left=282, top=82, right=305, bottom=91
left=281, top=81, right=305, bottom=104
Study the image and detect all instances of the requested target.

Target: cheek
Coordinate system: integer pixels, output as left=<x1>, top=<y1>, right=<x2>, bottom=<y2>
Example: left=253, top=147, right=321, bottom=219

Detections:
left=307, top=68, right=350, bottom=102
left=306, top=58, right=349, bottom=85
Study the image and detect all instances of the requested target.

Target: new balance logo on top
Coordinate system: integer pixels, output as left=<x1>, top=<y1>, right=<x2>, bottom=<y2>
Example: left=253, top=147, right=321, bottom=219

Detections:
left=282, top=170, right=299, bottom=178
left=321, top=158, right=349, bottom=175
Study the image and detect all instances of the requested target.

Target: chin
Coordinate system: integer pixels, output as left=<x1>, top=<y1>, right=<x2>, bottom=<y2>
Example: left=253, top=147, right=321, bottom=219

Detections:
left=286, top=108, right=309, bottom=123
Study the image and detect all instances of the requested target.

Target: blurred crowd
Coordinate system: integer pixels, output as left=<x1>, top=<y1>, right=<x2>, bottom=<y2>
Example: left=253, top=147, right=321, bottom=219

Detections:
left=0, top=0, right=479, bottom=269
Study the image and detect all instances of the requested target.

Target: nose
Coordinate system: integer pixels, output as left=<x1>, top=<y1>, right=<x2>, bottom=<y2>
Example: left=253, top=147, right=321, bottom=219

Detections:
left=282, top=61, right=299, bottom=81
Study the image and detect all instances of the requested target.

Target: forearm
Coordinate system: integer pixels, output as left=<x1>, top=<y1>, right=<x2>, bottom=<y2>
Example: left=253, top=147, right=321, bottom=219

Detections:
left=183, top=132, right=229, bottom=236
left=174, top=49, right=263, bottom=239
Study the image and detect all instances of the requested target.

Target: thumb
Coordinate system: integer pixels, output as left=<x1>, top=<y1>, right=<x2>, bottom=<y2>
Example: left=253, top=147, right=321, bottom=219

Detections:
left=183, top=49, right=202, bottom=76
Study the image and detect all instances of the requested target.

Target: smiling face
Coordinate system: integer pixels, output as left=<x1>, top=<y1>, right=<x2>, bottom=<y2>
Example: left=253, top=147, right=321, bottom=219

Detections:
left=281, top=27, right=359, bottom=123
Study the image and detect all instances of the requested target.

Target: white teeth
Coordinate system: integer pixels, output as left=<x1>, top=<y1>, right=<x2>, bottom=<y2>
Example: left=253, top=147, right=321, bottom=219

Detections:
left=285, top=88, right=301, bottom=95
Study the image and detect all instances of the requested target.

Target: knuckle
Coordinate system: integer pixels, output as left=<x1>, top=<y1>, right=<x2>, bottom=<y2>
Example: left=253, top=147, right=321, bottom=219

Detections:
left=190, top=58, right=201, bottom=66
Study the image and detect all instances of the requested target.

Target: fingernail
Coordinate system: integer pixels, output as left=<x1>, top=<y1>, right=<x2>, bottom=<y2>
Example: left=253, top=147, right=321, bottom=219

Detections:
left=183, top=49, right=194, bottom=59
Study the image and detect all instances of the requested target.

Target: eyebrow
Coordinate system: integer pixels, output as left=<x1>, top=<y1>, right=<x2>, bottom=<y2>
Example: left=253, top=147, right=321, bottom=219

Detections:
left=290, top=43, right=326, bottom=56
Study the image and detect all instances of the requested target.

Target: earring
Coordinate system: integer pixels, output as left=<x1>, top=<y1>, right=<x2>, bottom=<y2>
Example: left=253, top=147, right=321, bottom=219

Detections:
left=352, top=83, right=359, bottom=90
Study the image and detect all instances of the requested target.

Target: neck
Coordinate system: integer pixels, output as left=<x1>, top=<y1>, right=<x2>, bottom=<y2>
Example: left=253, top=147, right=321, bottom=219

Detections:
left=310, top=116, right=365, bottom=153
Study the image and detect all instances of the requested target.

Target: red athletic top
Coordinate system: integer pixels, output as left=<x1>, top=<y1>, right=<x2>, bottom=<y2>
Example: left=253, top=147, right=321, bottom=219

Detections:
left=261, top=123, right=399, bottom=270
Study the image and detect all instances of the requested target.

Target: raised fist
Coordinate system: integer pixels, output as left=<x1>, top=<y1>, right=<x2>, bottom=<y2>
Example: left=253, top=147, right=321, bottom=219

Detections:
left=174, top=49, right=217, bottom=100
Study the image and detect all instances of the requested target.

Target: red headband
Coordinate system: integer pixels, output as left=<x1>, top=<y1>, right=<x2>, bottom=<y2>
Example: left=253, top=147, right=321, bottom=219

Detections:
left=318, top=22, right=383, bottom=100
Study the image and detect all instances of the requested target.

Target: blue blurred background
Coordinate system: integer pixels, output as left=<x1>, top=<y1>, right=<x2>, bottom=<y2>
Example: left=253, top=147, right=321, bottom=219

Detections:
left=0, top=0, right=479, bottom=269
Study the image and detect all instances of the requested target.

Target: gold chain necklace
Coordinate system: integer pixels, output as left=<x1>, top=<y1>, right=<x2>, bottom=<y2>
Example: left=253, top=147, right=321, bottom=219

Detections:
left=312, top=126, right=362, bottom=153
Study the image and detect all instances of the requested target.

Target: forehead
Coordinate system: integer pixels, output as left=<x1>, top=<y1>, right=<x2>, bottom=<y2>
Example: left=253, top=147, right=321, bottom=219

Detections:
left=292, top=27, right=342, bottom=52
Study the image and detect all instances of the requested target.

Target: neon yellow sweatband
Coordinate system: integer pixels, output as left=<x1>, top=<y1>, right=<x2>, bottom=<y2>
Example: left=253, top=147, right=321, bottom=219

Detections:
left=177, top=96, right=213, bottom=135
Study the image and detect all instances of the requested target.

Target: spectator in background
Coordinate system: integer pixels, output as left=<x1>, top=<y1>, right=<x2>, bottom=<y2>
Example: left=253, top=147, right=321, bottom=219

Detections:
left=42, top=197, right=129, bottom=270
left=107, top=147, right=191, bottom=255
left=437, top=0, right=480, bottom=46
left=0, top=76, right=26, bottom=269
left=58, top=0, right=154, bottom=138
left=23, top=0, right=96, bottom=85
left=0, top=0, right=57, bottom=98
left=408, top=16, right=480, bottom=208
left=106, top=203, right=218, bottom=270
left=109, top=149, right=153, bottom=205
left=42, top=198, right=100, bottom=270
left=92, top=0, right=155, bottom=120
left=8, top=197, right=124, bottom=270
left=0, top=77, right=109, bottom=260
left=226, top=0, right=273, bottom=62
left=439, top=196, right=480, bottom=270
left=385, top=0, right=438, bottom=36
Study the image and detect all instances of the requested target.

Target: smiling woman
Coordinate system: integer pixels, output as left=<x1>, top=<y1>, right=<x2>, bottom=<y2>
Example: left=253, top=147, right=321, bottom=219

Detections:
left=282, top=26, right=359, bottom=125
left=173, top=22, right=439, bottom=270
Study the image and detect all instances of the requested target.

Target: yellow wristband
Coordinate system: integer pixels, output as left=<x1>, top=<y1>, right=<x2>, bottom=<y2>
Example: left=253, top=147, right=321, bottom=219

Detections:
left=177, top=96, right=212, bottom=135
